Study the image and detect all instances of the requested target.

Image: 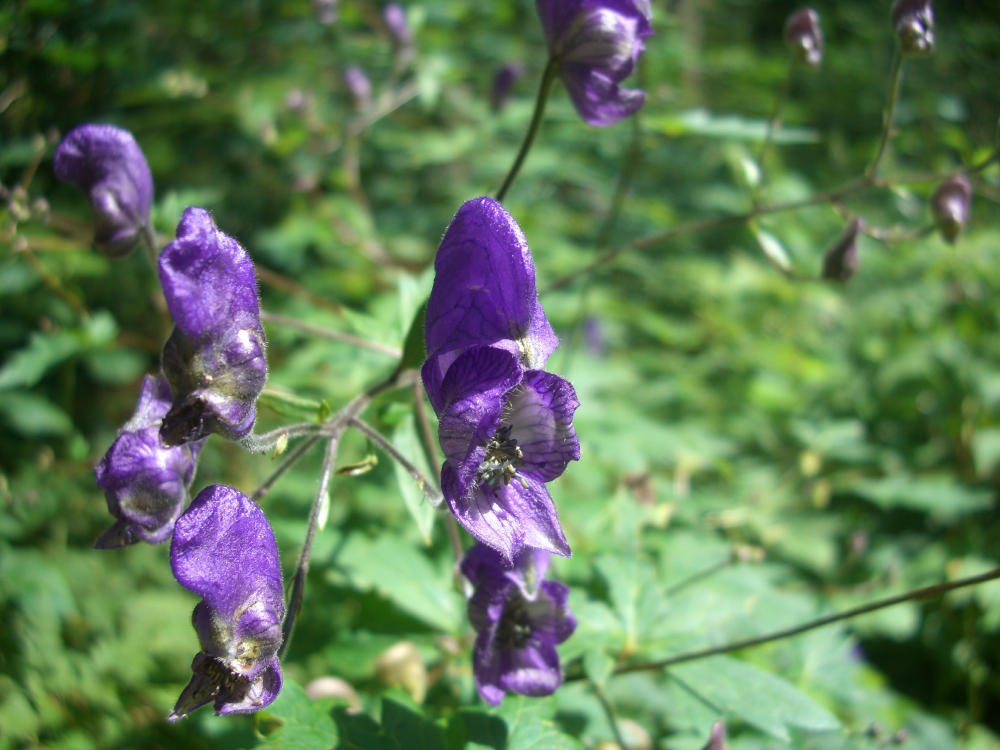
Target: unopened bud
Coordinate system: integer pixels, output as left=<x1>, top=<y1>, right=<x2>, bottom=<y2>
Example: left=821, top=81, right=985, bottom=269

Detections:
left=891, top=0, right=934, bottom=56
left=343, top=65, right=372, bottom=110
left=490, top=63, right=524, bottom=112
left=383, top=3, right=412, bottom=49
left=930, top=174, right=972, bottom=243
left=702, top=721, right=728, bottom=750
left=374, top=641, right=427, bottom=703
left=784, top=8, right=823, bottom=67
left=821, top=218, right=862, bottom=282
left=304, top=676, right=361, bottom=711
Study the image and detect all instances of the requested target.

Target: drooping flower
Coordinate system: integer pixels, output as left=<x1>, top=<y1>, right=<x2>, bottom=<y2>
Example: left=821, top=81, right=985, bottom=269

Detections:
left=422, top=198, right=578, bottom=563
left=784, top=8, right=823, bottom=68
left=536, top=0, right=653, bottom=127
left=821, top=218, right=862, bottom=282
left=53, top=124, right=153, bottom=257
left=703, top=721, right=729, bottom=750
left=931, top=174, right=972, bottom=244
left=159, top=207, right=267, bottom=446
left=344, top=65, right=372, bottom=110
left=94, top=374, right=203, bottom=548
left=169, top=485, right=284, bottom=719
left=383, top=3, right=412, bottom=48
left=462, top=543, right=576, bottom=706
left=891, top=0, right=934, bottom=56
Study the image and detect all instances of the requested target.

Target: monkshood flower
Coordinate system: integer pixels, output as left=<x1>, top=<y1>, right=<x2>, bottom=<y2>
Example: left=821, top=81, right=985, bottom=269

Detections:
left=462, top=543, right=576, bottom=706
left=159, top=207, right=267, bottom=446
left=491, top=63, right=524, bottom=112
left=344, top=65, right=372, bottom=110
left=95, top=374, right=203, bottom=548
left=784, top=8, right=823, bottom=68
left=821, top=218, right=862, bottom=282
left=536, top=0, right=653, bottom=127
left=169, top=485, right=284, bottom=719
left=423, top=198, right=579, bottom=563
left=383, top=3, right=412, bottom=48
left=891, top=0, right=934, bottom=56
left=931, top=174, right=972, bottom=244
left=53, top=124, right=153, bottom=257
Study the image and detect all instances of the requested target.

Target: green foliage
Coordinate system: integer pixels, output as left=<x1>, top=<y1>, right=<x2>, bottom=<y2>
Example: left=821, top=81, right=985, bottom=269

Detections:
left=2, top=0, right=1000, bottom=749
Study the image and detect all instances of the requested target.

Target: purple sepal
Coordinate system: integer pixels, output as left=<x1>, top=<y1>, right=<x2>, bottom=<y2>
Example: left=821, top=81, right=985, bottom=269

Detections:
left=383, top=3, right=412, bottom=47
left=891, top=0, right=934, bottom=56
left=461, top=544, right=576, bottom=706
left=821, top=218, right=862, bottom=282
left=168, top=485, right=284, bottom=719
left=53, top=124, right=154, bottom=257
left=491, top=64, right=524, bottom=112
left=423, top=197, right=556, bottom=412
left=159, top=207, right=267, bottom=445
left=94, top=374, right=202, bottom=548
left=536, top=0, right=653, bottom=127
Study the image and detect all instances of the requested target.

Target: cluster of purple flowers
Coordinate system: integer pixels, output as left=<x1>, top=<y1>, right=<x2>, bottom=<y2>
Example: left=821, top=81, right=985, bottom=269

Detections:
left=58, top=124, right=279, bottom=716
left=422, top=197, right=580, bottom=702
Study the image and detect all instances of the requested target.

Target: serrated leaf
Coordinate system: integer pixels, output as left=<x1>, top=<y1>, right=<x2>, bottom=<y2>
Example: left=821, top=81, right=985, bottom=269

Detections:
left=670, top=656, right=840, bottom=742
left=252, top=678, right=338, bottom=750
left=492, top=696, right=584, bottom=750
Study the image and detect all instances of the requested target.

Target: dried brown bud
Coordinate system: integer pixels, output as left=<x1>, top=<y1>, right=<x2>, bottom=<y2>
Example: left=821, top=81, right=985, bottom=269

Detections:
left=891, top=0, right=934, bottom=56
left=785, top=8, right=823, bottom=67
left=931, top=174, right=972, bottom=243
left=821, top=218, right=862, bottom=282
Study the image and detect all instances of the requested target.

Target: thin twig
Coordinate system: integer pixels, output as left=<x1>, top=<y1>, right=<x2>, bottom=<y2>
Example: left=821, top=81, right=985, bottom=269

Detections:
left=603, top=566, right=1000, bottom=678
left=251, top=435, right=321, bottom=501
left=753, top=58, right=794, bottom=205
left=866, top=49, right=904, bottom=181
left=591, top=680, right=627, bottom=750
left=349, top=416, right=443, bottom=506
left=261, top=309, right=401, bottom=358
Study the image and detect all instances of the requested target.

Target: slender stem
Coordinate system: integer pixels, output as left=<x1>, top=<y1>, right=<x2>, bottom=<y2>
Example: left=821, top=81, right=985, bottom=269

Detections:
left=261, top=310, right=401, bottom=358
left=608, top=566, right=1000, bottom=677
left=663, top=556, right=733, bottom=597
left=251, top=435, right=320, bottom=501
left=279, top=434, right=340, bottom=658
left=496, top=57, right=558, bottom=203
left=239, top=422, right=331, bottom=454
left=140, top=224, right=160, bottom=274
left=591, top=680, right=627, bottom=750
left=349, top=417, right=443, bottom=506
left=16, top=246, right=89, bottom=319
left=753, top=59, right=794, bottom=204
left=866, top=49, right=904, bottom=181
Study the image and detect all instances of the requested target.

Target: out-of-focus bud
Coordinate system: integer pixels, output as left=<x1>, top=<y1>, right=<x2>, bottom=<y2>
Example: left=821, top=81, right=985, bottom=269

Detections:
left=931, top=174, right=972, bottom=244
left=304, top=676, right=362, bottom=711
left=784, top=8, right=823, bottom=67
left=374, top=641, right=427, bottom=703
left=490, top=63, right=524, bottom=112
left=383, top=3, right=412, bottom=48
left=315, top=0, right=338, bottom=25
left=702, top=720, right=728, bottom=750
left=821, top=218, right=862, bottom=282
left=891, top=0, right=934, bottom=56
left=53, top=124, right=153, bottom=257
left=343, top=65, right=372, bottom=110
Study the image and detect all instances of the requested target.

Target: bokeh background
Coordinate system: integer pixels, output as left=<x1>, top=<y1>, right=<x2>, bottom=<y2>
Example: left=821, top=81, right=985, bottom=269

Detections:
left=2, top=1, right=999, bottom=748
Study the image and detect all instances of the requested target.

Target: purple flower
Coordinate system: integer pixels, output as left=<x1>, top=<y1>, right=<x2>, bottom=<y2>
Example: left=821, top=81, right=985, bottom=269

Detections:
left=422, top=198, right=578, bottom=563
left=784, top=8, right=823, bottom=68
left=159, top=207, right=267, bottom=446
left=94, top=374, right=203, bottom=548
left=891, top=0, right=934, bottom=56
left=344, top=65, right=372, bottom=110
left=536, top=0, right=653, bottom=127
left=53, top=124, right=153, bottom=257
left=462, top=543, right=576, bottom=706
left=931, top=174, right=972, bottom=244
left=169, top=485, right=284, bottom=719
left=423, top=197, right=558, bottom=413
left=491, top=63, right=524, bottom=112
left=383, top=3, right=412, bottom=48
left=821, top=218, right=862, bottom=282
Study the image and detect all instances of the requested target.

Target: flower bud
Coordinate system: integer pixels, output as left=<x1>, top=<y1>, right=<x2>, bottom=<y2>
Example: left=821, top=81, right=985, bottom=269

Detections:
left=784, top=8, right=823, bottom=67
left=702, top=721, right=728, bottom=750
left=315, top=0, right=338, bottom=25
left=94, top=374, right=203, bottom=548
left=931, top=174, right=972, bottom=244
left=490, top=63, right=524, bottom=112
left=383, top=3, right=412, bottom=48
left=821, top=218, right=862, bottom=282
left=343, top=65, right=372, bottom=110
left=53, top=124, right=153, bottom=257
left=169, top=485, right=284, bottom=719
left=891, top=0, right=934, bottom=56
left=159, top=207, right=267, bottom=446
left=374, top=641, right=428, bottom=703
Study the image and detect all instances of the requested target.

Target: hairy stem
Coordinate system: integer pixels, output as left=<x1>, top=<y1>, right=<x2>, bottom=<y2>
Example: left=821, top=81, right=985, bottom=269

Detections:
left=349, top=416, right=443, bottom=506
left=496, top=57, right=558, bottom=203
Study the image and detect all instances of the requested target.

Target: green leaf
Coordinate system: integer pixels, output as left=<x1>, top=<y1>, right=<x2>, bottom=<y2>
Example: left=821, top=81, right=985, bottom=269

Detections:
left=0, top=391, right=74, bottom=436
left=493, top=696, right=584, bottom=750
left=391, top=414, right=437, bottom=544
left=751, top=226, right=792, bottom=272
left=399, top=301, right=428, bottom=373
left=670, top=656, right=840, bottom=742
left=252, top=678, right=338, bottom=750
left=847, top=474, right=993, bottom=520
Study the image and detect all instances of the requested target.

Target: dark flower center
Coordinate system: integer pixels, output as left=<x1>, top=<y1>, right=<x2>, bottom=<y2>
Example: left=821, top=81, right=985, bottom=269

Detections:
left=477, top=423, right=524, bottom=488
left=497, top=592, right=534, bottom=649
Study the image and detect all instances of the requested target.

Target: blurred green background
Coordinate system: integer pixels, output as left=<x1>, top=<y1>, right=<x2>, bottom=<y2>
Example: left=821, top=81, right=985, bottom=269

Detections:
left=2, top=1, right=999, bottom=748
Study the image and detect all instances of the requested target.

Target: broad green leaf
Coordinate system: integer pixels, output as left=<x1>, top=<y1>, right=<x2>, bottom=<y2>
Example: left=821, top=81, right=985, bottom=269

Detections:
left=253, top=679, right=338, bottom=750
left=391, top=413, right=438, bottom=543
left=0, top=391, right=74, bottom=436
left=493, top=696, right=584, bottom=750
